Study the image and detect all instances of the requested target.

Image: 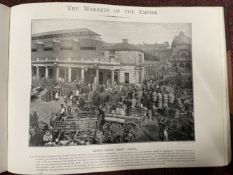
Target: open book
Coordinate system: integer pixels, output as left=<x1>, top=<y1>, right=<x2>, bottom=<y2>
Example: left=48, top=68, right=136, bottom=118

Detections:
left=0, top=2, right=231, bottom=174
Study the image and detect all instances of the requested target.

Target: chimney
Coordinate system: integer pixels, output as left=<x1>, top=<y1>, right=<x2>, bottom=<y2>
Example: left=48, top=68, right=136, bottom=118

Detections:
left=122, top=39, right=128, bottom=44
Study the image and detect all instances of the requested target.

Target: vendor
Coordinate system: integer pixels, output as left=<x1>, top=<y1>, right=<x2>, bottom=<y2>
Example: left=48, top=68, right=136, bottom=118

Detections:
left=58, top=104, right=66, bottom=120
left=55, top=90, right=59, bottom=101
left=97, top=105, right=106, bottom=132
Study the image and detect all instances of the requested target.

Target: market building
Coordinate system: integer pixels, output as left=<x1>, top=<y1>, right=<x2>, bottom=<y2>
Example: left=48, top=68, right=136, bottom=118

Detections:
left=104, top=39, right=144, bottom=84
left=31, top=28, right=145, bottom=87
left=161, top=31, right=192, bottom=88
left=169, top=31, right=192, bottom=72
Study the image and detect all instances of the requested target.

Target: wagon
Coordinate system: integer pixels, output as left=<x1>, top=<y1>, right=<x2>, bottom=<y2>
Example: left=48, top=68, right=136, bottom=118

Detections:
left=103, top=113, right=143, bottom=142
left=51, top=105, right=145, bottom=144
left=51, top=112, right=98, bottom=144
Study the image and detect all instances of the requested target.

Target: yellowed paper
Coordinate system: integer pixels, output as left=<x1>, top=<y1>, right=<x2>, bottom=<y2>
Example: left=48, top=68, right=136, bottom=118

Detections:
left=0, top=3, right=10, bottom=173
left=8, top=3, right=230, bottom=174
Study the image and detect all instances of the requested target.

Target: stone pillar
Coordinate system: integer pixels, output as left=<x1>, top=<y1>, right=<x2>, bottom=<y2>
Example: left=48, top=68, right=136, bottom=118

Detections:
left=45, top=66, right=49, bottom=79
left=36, top=66, right=39, bottom=79
left=118, top=70, right=120, bottom=83
left=96, top=68, right=99, bottom=86
left=141, top=68, right=145, bottom=81
left=56, top=67, right=59, bottom=82
left=111, top=69, right=114, bottom=87
left=81, top=68, right=85, bottom=82
left=68, top=67, right=72, bottom=82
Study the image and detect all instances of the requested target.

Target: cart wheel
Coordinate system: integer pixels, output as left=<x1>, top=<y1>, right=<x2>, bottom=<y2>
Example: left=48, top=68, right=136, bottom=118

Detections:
left=75, top=129, right=94, bottom=143
left=125, top=122, right=141, bottom=140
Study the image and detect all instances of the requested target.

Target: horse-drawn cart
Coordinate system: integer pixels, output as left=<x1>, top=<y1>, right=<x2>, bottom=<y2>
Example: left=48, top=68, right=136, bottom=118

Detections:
left=103, top=113, right=142, bottom=143
left=51, top=105, right=145, bottom=144
left=51, top=112, right=98, bottom=144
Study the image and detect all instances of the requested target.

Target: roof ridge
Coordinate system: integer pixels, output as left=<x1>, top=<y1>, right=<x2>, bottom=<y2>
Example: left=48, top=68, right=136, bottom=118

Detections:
left=32, top=28, right=100, bottom=38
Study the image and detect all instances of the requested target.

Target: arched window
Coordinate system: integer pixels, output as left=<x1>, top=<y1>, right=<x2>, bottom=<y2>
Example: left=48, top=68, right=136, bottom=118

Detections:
left=177, top=49, right=190, bottom=59
left=180, top=63, right=184, bottom=68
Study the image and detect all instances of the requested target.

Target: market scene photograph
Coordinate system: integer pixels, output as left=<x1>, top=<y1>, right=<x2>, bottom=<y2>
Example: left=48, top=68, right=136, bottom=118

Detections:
left=29, top=20, right=194, bottom=146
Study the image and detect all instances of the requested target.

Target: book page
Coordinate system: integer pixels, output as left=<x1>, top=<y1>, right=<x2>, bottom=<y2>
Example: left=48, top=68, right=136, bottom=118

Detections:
left=0, top=3, right=10, bottom=173
left=8, top=3, right=230, bottom=174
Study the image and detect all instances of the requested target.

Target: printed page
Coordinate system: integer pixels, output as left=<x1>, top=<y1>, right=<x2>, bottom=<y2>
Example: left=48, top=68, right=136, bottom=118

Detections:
left=0, top=3, right=10, bottom=173
left=8, top=3, right=230, bottom=174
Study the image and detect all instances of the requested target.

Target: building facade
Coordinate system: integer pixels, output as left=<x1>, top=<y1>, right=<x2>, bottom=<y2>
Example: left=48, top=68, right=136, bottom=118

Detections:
left=104, top=39, right=145, bottom=84
left=165, top=31, right=192, bottom=88
left=169, top=31, right=192, bottom=72
left=31, top=29, right=145, bottom=87
left=137, top=42, right=171, bottom=62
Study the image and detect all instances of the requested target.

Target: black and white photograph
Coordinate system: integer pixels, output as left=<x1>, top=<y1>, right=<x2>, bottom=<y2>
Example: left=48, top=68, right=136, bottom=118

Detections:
left=29, top=19, right=194, bottom=147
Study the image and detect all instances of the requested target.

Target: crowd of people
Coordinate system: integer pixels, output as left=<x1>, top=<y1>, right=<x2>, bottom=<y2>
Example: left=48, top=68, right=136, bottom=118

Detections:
left=29, top=70, right=194, bottom=146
